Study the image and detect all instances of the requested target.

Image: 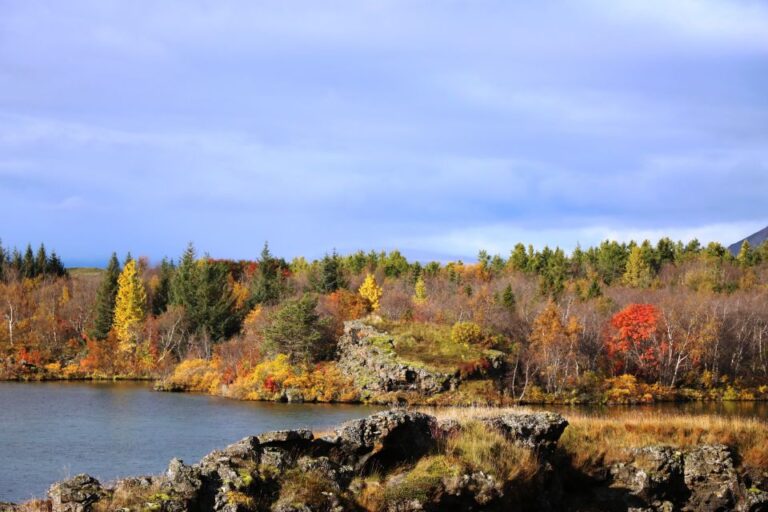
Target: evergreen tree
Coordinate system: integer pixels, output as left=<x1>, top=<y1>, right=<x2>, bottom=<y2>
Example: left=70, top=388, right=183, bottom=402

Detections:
left=113, top=259, right=147, bottom=351
left=585, top=277, right=603, bottom=299
left=35, top=244, right=47, bottom=277
left=0, top=239, right=5, bottom=281
left=251, top=242, right=284, bottom=305
left=170, top=243, right=198, bottom=313
left=91, top=253, right=121, bottom=339
left=315, top=251, right=346, bottom=293
left=21, top=244, right=36, bottom=278
left=262, top=294, right=331, bottom=364
left=595, top=240, right=629, bottom=285
left=509, top=243, right=528, bottom=272
left=500, top=284, right=516, bottom=313
left=151, top=258, right=174, bottom=315
left=46, top=251, right=67, bottom=277
left=194, top=258, right=239, bottom=341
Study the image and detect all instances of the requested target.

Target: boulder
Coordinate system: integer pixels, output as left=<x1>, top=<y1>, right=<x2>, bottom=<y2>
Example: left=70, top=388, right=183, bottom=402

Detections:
left=480, top=412, right=569, bottom=450
left=610, top=446, right=686, bottom=510
left=48, top=474, right=103, bottom=512
left=331, top=410, right=436, bottom=472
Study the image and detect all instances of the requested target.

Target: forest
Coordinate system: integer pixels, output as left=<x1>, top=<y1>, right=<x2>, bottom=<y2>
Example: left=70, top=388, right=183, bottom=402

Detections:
left=1, top=237, right=767, bottom=404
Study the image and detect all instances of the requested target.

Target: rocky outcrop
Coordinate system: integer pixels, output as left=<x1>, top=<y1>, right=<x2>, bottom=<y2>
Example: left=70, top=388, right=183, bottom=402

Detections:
left=479, top=411, right=569, bottom=451
left=48, top=475, right=104, bottom=512
left=16, top=409, right=766, bottom=512
left=600, top=443, right=765, bottom=512
left=336, top=320, right=458, bottom=395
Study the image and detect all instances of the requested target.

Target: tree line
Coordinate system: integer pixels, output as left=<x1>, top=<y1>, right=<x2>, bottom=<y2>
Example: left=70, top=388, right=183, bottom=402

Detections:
left=1, top=237, right=767, bottom=399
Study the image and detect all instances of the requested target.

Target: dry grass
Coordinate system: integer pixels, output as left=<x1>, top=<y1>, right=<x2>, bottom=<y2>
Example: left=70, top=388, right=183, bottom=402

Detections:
left=561, top=410, right=768, bottom=470
left=419, top=406, right=768, bottom=470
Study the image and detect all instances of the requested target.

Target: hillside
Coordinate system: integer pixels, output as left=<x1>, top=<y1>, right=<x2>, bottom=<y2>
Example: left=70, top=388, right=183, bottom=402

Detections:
left=729, top=225, right=768, bottom=255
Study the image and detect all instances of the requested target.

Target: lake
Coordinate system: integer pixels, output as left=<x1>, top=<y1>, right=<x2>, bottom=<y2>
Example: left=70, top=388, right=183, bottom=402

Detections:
left=1, top=383, right=767, bottom=503
left=0, top=381, right=383, bottom=503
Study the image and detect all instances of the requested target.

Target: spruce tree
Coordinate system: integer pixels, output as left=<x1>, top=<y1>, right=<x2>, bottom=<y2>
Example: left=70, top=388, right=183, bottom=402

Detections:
left=35, top=244, right=47, bottom=277
left=151, top=258, right=174, bottom=315
left=251, top=242, right=284, bottom=305
left=21, top=244, right=36, bottom=278
left=91, top=253, right=121, bottom=339
left=315, top=251, right=346, bottom=293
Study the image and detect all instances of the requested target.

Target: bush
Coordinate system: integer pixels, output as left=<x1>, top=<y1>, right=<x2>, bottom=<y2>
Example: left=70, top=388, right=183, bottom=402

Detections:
left=450, top=321, right=483, bottom=346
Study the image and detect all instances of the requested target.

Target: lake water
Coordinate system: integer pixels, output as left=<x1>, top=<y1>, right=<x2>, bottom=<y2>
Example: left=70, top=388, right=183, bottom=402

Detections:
left=0, top=381, right=383, bottom=503
left=1, top=383, right=767, bottom=503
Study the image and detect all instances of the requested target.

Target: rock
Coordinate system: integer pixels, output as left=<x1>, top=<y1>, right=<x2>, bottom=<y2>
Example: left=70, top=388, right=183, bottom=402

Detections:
left=442, top=472, right=503, bottom=506
left=257, top=429, right=313, bottom=445
left=337, top=320, right=457, bottom=395
left=610, top=446, right=686, bottom=510
left=48, top=474, right=103, bottom=512
left=682, top=445, right=740, bottom=512
left=332, top=410, right=436, bottom=472
left=480, top=412, right=568, bottom=450
left=744, top=488, right=768, bottom=512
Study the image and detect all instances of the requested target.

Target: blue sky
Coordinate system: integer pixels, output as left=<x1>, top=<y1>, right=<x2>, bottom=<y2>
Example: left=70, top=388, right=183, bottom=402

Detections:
left=1, top=0, right=767, bottom=266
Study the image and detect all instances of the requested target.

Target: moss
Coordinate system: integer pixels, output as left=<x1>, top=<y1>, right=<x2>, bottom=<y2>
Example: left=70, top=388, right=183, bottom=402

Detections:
left=276, top=468, right=340, bottom=509
left=382, top=456, right=461, bottom=506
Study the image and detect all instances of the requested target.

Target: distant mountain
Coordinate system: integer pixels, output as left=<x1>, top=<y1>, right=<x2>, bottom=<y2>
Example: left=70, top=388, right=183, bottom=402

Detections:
left=729, top=225, right=768, bottom=255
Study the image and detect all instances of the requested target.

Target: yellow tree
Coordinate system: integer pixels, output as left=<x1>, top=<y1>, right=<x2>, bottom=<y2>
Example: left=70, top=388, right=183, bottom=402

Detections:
left=358, top=273, right=383, bottom=312
left=413, top=276, right=427, bottom=304
left=113, top=259, right=147, bottom=351
left=623, top=246, right=653, bottom=288
left=529, top=301, right=581, bottom=393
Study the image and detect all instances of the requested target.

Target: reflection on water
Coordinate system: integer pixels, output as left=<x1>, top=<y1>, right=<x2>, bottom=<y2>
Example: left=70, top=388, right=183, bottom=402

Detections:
left=0, top=381, right=383, bottom=502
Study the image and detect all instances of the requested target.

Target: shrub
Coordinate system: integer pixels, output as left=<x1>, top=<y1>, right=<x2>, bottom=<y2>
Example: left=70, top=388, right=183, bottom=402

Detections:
left=450, top=321, right=483, bottom=346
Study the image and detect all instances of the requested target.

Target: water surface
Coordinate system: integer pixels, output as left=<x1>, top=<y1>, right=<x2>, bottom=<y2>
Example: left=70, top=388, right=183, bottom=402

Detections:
left=0, top=381, right=382, bottom=502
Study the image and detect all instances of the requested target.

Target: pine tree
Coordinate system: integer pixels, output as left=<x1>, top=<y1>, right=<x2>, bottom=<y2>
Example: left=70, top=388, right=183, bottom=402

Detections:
left=113, top=259, right=147, bottom=351
left=358, top=273, right=383, bottom=311
left=0, top=239, right=5, bottom=281
left=91, top=253, right=121, bottom=339
left=194, top=258, right=238, bottom=341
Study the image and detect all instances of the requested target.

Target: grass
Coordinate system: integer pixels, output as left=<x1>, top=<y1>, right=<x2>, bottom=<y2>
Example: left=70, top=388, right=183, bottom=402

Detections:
left=418, top=405, right=768, bottom=471
left=376, top=321, right=491, bottom=373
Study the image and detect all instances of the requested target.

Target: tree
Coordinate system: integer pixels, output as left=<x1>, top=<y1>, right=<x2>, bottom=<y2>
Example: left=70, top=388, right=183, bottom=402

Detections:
left=499, top=284, right=516, bottom=313
left=21, top=245, right=36, bottom=279
left=113, top=259, right=147, bottom=351
left=358, top=273, right=383, bottom=311
left=529, top=301, right=581, bottom=393
left=251, top=242, right=286, bottom=305
left=262, top=294, right=331, bottom=364
left=150, top=258, right=174, bottom=315
left=623, top=246, right=653, bottom=288
left=413, top=276, right=427, bottom=304
left=606, top=304, right=661, bottom=380
left=509, top=243, right=529, bottom=272
left=314, top=251, right=346, bottom=294
left=90, top=253, right=121, bottom=339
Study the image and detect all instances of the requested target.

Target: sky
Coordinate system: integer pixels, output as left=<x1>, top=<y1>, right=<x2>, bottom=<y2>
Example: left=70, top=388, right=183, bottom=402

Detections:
left=1, top=0, right=767, bottom=266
